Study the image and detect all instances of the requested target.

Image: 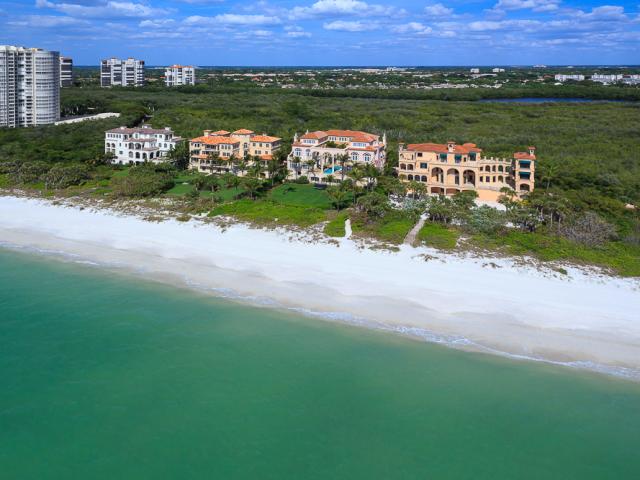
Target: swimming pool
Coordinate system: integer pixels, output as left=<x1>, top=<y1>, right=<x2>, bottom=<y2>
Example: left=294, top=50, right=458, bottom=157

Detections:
left=323, top=166, right=342, bottom=174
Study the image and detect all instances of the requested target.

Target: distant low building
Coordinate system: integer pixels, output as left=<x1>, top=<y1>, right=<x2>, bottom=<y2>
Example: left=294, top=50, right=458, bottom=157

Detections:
left=101, top=57, right=145, bottom=87
left=189, top=129, right=282, bottom=176
left=104, top=125, right=182, bottom=164
left=492, top=68, right=505, bottom=73
left=590, top=74, right=623, bottom=84
left=470, top=68, right=480, bottom=74
left=397, top=141, right=536, bottom=201
left=165, top=65, right=195, bottom=87
left=60, top=56, right=73, bottom=87
left=287, top=129, right=386, bottom=184
left=554, top=74, right=585, bottom=82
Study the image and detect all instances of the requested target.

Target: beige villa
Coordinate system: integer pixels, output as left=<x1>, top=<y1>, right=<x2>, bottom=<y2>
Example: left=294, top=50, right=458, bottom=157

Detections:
left=397, top=141, right=536, bottom=201
left=287, top=129, right=386, bottom=184
left=189, top=129, right=282, bottom=176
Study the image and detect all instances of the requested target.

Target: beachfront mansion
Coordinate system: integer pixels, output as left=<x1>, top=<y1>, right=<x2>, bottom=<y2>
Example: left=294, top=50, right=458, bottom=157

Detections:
left=287, top=129, right=387, bottom=183
left=189, top=129, right=282, bottom=175
left=104, top=125, right=183, bottom=164
left=397, top=141, right=536, bottom=200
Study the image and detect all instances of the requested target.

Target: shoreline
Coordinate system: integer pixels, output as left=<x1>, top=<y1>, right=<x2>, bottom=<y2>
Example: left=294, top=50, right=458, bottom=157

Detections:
left=1, top=195, right=639, bottom=380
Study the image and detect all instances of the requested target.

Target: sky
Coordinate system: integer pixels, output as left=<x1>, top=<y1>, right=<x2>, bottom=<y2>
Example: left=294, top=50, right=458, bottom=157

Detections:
left=1, top=0, right=639, bottom=65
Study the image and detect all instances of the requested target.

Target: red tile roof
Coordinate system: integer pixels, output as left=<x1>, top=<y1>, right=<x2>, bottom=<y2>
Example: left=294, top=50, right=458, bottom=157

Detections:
left=251, top=135, right=281, bottom=143
left=300, top=129, right=380, bottom=144
left=191, top=135, right=239, bottom=145
left=406, top=143, right=482, bottom=154
left=514, top=152, right=536, bottom=160
left=300, top=131, right=328, bottom=140
left=233, top=129, right=254, bottom=135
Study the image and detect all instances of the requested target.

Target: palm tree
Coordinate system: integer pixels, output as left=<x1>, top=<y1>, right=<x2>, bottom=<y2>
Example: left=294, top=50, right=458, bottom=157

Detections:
left=242, top=177, right=262, bottom=200
left=325, top=174, right=335, bottom=186
left=362, top=164, right=380, bottom=191
left=327, top=185, right=349, bottom=210
left=347, top=165, right=365, bottom=205
left=338, top=153, right=349, bottom=182
left=305, top=159, right=316, bottom=179
left=541, top=162, right=559, bottom=191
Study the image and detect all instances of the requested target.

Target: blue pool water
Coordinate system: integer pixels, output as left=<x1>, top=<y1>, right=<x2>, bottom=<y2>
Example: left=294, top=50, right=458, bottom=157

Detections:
left=324, top=166, right=343, bottom=174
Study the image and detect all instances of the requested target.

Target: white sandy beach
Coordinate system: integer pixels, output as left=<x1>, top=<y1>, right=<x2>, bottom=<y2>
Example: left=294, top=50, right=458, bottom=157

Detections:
left=1, top=195, right=639, bottom=378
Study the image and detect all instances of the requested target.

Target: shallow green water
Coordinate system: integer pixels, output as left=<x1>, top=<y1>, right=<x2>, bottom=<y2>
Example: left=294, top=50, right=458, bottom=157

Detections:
left=1, top=248, right=639, bottom=479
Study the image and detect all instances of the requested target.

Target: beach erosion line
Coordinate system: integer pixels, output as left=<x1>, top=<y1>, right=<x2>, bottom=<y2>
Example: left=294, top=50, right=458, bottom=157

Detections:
left=0, top=195, right=639, bottom=380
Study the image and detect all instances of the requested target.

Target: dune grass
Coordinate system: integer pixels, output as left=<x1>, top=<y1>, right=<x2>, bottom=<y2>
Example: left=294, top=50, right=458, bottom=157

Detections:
left=209, top=199, right=327, bottom=227
left=418, top=223, right=460, bottom=250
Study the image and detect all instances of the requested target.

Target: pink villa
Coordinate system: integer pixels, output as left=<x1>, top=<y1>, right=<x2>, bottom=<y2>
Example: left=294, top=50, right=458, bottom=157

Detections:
left=397, top=141, right=536, bottom=201
left=287, top=129, right=386, bottom=184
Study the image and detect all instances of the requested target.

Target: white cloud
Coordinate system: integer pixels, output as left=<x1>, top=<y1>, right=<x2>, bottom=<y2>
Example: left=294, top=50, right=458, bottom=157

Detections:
left=424, top=4, right=453, bottom=16
left=36, top=0, right=170, bottom=19
left=393, top=22, right=433, bottom=35
left=492, top=0, right=560, bottom=13
left=8, top=14, right=89, bottom=27
left=287, top=30, right=312, bottom=37
left=285, top=26, right=312, bottom=37
left=184, top=14, right=282, bottom=26
left=139, top=19, right=175, bottom=28
left=291, top=0, right=397, bottom=19
left=323, top=20, right=379, bottom=31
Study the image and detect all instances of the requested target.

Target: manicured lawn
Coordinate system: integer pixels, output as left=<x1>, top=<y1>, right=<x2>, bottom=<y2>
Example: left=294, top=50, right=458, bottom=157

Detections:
left=418, top=223, right=460, bottom=250
left=269, top=183, right=333, bottom=209
left=209, top=199, right=327, bottom=227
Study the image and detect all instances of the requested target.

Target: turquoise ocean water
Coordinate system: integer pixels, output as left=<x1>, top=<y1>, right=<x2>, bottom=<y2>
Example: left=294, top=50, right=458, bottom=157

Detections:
left=1, top=247, right=639, bottom=479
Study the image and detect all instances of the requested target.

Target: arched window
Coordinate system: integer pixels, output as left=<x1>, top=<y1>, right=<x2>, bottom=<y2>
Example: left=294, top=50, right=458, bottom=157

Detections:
left=498, top=165, right=503, bottom=172
left=294, top=149, right=302, bottom=157
left=400, top=163, right=406, bottom=170
left=128, top=151, right=133, bottom=158
left=407, top=164, right=414, bottom=171
left=408, top=174, right=414, bottom=180
left=135, top=152, right=140, bottom=159
left=351, top=152, right=359, bottom=162
left=364, top=153, right=371, bottom=162
left=421, top=175, right=427, bottom=182
left=498, top=175, right=504, bottom=182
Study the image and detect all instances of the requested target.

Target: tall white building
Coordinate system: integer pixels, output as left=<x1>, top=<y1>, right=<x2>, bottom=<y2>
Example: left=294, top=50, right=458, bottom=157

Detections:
left=0, top=45, right=60, bottom=128
left=60, top=56, right=73, bottom=87
left=105, top=125, right=183, bottom=165
left=100, top=57, right=145, bottom=87
left=165, top=65, right=195, bottom=87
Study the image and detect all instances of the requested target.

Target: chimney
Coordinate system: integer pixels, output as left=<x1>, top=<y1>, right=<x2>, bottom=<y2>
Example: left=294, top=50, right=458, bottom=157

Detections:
left=528, top=146, right=536, bottom=156
left=204, top=130, right=211, bottom=136
left=398, top=142, right=405, bottom=152
left=447, top=141, right=455, bottom=153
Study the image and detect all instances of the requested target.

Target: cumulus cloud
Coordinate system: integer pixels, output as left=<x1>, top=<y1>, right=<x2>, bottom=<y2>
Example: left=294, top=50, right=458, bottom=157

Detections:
left=35, top=0, right=170, bottom=18
left=424, top=3, right=453, bottom=16
left=8, top=14, right=89, bottom=27
left=492, top=0, right=560, bottom=13
left=184, top=14, right=282, bottom=26
left=323, top=20, right=379, bottom=31
left=291, top=0, right=397, bottom=19
left=393, top=22, right=433, bottom=35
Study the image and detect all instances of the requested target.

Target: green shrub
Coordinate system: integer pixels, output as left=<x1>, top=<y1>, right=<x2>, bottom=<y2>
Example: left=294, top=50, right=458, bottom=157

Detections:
left=418, top=223, right=460, bottom=250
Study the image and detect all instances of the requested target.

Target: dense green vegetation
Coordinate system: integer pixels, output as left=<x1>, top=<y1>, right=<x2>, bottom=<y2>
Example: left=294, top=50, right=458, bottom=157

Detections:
left=418, top=224, right=460, bottom=250
left=0, top=85, right=638, bottom=275
left=209, top=200, right=326, bottom=227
